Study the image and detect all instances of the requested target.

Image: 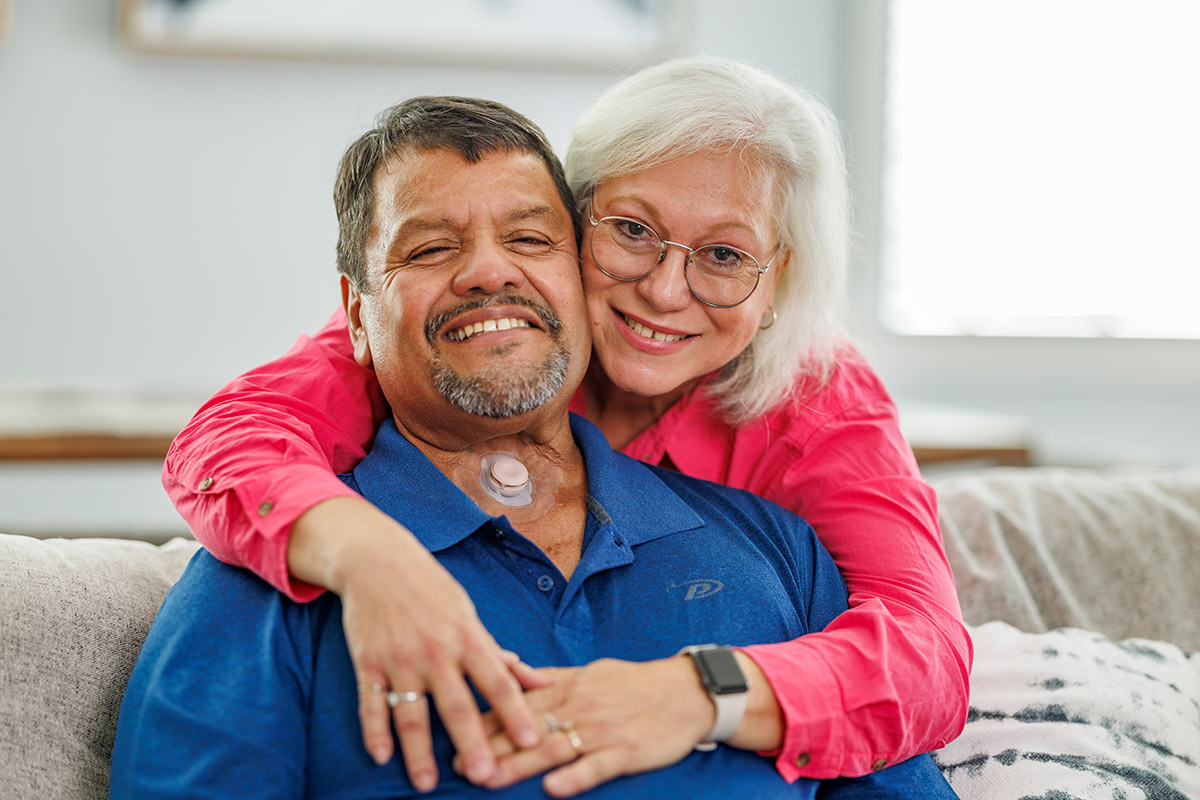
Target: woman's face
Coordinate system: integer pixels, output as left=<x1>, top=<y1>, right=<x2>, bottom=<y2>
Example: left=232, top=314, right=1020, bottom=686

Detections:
left=582, top=150, right=785, bottom=401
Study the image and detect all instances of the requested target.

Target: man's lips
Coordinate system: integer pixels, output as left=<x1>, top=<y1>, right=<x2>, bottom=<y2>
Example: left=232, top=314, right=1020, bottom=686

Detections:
left=427, top=296, right=561, bottom=344
left=446, top=316, right=532, bottom=342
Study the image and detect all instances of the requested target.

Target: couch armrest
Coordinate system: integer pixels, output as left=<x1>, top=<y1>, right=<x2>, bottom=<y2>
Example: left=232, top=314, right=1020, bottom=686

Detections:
left=0, top=533, right=201, bottom=799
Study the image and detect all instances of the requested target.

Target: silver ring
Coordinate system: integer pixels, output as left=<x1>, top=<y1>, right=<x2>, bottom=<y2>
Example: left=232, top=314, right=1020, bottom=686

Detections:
left=386, top=690, right=423, bottom=708
left=542, top=709, right=561, bottom=733
left=357, top=683, right=386, bottom=695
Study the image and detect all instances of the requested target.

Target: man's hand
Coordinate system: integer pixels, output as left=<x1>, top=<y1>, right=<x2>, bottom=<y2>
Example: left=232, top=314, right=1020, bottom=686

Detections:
left=465, top=657, right=717, bottom=797
left=290, top=497, right=549, bottom=792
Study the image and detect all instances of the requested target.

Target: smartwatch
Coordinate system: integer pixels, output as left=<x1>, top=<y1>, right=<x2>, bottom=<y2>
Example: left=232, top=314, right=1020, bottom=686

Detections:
left=679, top=644, right=749, bottom=749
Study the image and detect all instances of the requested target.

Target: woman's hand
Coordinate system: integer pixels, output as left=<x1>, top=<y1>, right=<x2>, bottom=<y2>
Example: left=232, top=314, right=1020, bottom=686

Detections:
left=289, top=496, right=550, bottom=792
left=466, top=657, right=716, bottom=797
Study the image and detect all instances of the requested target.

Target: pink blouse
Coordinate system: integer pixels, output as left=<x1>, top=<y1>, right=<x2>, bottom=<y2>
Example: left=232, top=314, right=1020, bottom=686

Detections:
left=163, top=309, right=971, bottom=780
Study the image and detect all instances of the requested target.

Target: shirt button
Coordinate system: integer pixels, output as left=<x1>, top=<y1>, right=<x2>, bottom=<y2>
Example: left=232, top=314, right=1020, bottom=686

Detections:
left=536, top=575, right=554, bottom=592
left=793, top=752, right=810, bottom=768
left=197, top=477, right=214, bottom=491
left=871, top=758, right=888, bottom=772
left=257, top=501, right=274, bottom=516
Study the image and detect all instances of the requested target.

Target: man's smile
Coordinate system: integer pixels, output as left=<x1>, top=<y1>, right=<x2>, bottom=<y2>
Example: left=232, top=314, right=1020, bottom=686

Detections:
left=447, top=317, right=533, bottom=342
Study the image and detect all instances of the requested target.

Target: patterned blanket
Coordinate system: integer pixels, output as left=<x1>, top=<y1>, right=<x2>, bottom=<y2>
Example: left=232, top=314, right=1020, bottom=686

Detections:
left=934, top=622, right=1200, bottom=799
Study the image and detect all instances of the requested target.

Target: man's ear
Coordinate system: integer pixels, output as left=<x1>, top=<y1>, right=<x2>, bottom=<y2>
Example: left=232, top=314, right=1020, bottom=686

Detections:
left=341, top=274, right=374, bottom=369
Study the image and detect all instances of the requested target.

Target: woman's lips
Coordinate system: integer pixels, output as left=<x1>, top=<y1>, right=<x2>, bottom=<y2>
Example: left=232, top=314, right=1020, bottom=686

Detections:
left=613, top=309, right=694, bottom=349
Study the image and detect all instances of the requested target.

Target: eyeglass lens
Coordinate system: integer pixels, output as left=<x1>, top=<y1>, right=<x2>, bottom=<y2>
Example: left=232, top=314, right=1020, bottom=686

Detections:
left=590, top=217, right=761, bottom=307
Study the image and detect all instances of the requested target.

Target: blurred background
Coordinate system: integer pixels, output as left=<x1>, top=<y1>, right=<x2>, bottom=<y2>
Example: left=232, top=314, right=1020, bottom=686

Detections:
left=2, top=0, right=1197, bottom=538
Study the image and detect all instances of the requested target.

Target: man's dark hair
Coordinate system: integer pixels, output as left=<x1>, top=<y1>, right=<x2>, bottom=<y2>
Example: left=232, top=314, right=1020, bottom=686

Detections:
left=333, top=96, right=579, bottom=290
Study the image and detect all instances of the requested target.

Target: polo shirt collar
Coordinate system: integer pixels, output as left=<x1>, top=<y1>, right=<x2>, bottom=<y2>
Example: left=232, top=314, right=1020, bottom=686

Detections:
left=349, top=413, right=706, bottom=553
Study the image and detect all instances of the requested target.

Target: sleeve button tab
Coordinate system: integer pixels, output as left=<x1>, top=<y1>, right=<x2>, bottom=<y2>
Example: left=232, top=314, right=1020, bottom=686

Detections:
left=871, top=758, right=888, bottom=772
left=257, top=501, right=274, bottom=516
left=197, top=477, right=214, bottom=491
left=793, top=752, right=810, bottom=768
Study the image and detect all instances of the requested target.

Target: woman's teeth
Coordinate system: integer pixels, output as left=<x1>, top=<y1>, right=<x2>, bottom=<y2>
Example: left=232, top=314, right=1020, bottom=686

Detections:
left=623, top=314, right=686, bottom=342
left=447, top=317, right=530, bottom=341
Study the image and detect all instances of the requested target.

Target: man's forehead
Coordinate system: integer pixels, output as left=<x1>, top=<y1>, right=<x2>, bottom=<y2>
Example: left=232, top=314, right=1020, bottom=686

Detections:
left=374, top=147, right=566, bottom=221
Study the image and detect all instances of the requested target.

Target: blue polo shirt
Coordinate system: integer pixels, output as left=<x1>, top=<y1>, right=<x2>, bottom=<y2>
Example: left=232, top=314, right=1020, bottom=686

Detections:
left=111, top=414, right=955, bottom=799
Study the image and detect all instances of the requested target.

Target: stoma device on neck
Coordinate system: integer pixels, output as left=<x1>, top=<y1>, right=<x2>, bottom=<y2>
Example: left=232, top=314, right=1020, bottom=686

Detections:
left=453, top=446, right=564, bottom=523
left=478, top=453, right=533, bottom=506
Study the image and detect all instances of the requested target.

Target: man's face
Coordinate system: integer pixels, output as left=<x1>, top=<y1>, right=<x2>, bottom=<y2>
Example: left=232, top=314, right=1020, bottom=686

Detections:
left=344, top=147, right=588, bottom=441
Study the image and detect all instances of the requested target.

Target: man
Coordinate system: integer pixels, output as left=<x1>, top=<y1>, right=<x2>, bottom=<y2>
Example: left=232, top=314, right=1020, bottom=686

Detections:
left=110, top=97, right=953, bottom=799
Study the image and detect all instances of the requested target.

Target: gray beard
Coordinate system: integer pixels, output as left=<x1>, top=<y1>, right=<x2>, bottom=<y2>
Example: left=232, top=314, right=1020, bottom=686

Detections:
left=431, top=345, right=570, bottom=419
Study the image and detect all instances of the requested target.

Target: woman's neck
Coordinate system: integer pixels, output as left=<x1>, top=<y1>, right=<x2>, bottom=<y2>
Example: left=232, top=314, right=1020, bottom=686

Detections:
left=581, top=361, right=695, bottom=451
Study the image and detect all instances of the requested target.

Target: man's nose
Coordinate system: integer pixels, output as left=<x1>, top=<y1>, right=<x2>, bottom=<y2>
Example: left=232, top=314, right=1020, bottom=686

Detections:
left=635, top=245, right=692, bottom=311
left=451, top=239, right=526, bottom=295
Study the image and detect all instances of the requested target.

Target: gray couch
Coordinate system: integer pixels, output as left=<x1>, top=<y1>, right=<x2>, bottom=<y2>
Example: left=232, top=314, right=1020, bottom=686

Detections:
left=2, top=467, right=1198, bottom=799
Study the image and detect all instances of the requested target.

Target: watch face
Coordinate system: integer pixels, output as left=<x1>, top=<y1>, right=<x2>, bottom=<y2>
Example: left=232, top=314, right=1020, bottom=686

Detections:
left=696, top=648, right=749, bottom=694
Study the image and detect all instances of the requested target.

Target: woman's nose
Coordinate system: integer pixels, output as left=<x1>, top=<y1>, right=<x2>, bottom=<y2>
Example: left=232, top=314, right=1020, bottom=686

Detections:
left=635, top=246, right=693, bottom=311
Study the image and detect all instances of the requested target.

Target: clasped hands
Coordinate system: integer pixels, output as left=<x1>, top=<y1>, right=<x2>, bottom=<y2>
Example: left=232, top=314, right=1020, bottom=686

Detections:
left=338, top=545, right=716, bottom=797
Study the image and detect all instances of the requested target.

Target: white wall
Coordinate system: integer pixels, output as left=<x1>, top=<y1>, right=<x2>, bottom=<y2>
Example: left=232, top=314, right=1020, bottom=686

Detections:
left=0, top=0, right=839, bottom=535
left=3, top=0, right=1195, bottom=538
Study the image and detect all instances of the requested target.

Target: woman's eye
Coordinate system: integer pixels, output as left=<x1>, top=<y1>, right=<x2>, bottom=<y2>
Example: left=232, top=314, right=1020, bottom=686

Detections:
left=614, top=220, right=652, bottom=241
left=697, top=246, right=746, bottom=272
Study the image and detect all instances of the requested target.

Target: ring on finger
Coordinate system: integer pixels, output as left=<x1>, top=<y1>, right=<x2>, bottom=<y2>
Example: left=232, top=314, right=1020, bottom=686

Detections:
left=357, top=683, right=386, bottom=695
left=542, top=709, right=561, bottom=734
left=386, top=690, right=424, bottom=708
left=562, top=725, right=583, bottom=755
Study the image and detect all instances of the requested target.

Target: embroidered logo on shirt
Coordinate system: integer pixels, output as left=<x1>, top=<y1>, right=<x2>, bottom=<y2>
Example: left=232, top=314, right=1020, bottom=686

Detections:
left=668, top=579, right=724, bottom=601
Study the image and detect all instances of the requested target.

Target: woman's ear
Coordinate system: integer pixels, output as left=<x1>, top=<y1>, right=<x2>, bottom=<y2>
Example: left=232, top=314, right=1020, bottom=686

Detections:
left=341, top=274, right=374, bottom=369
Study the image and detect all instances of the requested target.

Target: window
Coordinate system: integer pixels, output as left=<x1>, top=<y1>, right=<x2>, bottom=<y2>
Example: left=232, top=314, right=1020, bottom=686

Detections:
left=881, top=0, right=1200, bottom=338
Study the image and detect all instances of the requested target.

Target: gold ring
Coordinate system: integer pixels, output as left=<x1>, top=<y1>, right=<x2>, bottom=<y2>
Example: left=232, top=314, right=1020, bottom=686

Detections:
left=564, top=727, right=583, bottom=754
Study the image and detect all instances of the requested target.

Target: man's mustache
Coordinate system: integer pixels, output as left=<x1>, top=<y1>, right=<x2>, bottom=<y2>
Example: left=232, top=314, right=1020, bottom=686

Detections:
left=425, top=295, right=563, bottom=344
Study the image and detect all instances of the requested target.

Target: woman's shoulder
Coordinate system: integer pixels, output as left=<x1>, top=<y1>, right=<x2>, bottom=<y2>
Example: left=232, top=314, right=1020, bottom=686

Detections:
left=750, top=345, right=898, bottom=439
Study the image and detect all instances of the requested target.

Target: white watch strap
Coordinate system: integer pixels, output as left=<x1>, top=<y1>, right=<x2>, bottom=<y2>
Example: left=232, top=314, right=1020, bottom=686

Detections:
left=678, top=644, right=749, bottom=749
left=704, top=685, right=749, bottom=743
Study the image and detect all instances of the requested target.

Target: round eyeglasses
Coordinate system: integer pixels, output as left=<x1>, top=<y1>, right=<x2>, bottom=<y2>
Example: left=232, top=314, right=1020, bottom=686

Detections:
left=586, top=208, right=781, bottom=308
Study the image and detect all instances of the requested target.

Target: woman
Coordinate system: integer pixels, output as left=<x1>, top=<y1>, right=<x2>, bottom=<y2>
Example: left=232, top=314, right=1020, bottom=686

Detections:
left=164, top=58, right=970, bottom=795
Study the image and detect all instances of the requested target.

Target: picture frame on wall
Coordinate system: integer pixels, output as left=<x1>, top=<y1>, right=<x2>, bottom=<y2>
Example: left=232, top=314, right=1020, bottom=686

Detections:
left=117, top=0, right=693, bottom=70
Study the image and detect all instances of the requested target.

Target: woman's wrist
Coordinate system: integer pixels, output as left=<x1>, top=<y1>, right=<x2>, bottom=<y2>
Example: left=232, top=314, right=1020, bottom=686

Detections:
left=287, top=496, right=414, bottom=593
left=724, top=651, right=784, bottom=752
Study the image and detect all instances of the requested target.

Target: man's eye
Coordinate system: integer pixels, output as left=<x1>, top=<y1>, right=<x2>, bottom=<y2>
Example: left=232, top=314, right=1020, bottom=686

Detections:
left=406, top=245, right=458, bottom=266
left=510, top=236, right=553, bottom=255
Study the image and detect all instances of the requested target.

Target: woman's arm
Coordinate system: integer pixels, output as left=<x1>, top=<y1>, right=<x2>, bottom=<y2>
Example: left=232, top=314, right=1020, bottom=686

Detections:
left=162, top=308, right=544, bottom=788
left=740, top=377, right=972, bottom=779
left=163, top=308, right=387, bottom=598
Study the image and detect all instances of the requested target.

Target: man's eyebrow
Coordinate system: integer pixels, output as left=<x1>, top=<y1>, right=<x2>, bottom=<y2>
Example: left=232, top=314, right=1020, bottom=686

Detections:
left=504, top=206, right=563, bottom=226
left=395, top=217, right=457, bottom=237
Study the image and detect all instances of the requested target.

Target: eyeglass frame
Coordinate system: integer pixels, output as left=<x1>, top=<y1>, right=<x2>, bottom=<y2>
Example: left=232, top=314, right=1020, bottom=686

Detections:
left=585, top=202, right=783, bottom=309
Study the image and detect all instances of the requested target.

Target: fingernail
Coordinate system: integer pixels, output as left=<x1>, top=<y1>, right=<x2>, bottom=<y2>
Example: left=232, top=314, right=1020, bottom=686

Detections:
left=371, top=747, right=390, bottom=766
left=467, top=759, right=495, bottom=784
left=515, top=726, right=539, bottom=748
left=413, top=770, right=436, bottom=793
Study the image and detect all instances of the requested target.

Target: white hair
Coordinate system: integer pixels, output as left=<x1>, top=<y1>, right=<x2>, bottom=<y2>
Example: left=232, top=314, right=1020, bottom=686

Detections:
left=565, top=56, right=850, bottom=423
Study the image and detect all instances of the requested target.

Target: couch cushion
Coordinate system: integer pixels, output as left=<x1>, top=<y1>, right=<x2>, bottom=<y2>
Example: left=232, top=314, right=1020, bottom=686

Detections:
left=934, top=622, right=1200, bottom=800
left=0, top=533, right=200, bottom=799
left=933, top=467, right=1200, bottom=650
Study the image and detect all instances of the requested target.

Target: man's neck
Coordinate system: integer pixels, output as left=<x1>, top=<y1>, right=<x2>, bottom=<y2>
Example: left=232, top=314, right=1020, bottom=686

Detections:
left=392, top=409, right=590, bottom=578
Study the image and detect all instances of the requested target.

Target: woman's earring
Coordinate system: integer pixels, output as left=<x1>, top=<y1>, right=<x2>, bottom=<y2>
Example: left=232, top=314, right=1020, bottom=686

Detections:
left=759, top=306, right=777, bottom=330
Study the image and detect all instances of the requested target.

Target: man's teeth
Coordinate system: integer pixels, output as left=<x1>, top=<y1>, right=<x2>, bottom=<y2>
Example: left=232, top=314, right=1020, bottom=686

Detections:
left=447, top=317, right=530, bottom=341
left=623, top=314, right=686, bottom=343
